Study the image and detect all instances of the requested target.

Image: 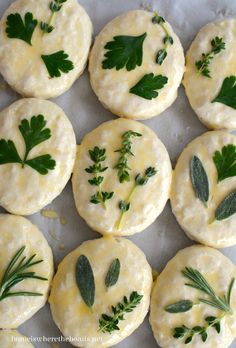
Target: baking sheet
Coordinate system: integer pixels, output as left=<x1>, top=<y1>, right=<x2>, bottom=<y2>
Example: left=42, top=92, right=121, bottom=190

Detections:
left=0, top=0, right=236, bottom=347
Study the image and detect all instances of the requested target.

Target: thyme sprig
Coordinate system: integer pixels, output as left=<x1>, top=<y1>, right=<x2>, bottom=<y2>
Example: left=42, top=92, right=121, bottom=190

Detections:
left=114, top=130, right=142, bottom=183
left=99, top=291, right=143, bottom=333
left=41, top=0, right=68, bottom=33
left=152, top=12, right=174, bottom=65
left=0, top=246, right=47, bottom=302
left=116, top=167, right=157, bottom=230
left=195, top=37, right=225, bottom=78
left=85, top=146, right=113, bottom=208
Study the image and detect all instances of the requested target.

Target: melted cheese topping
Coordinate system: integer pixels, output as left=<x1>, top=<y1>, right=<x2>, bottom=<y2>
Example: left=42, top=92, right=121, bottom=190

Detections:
left=183, top=19, right=236, bottom=130
left=89, top=10, right=185, bottom=120
left=0, top=0, right=92, bottom=99
left=150, top=245, right=236, bottom=348
left=171, top=131, right=236, bottom=248
left=0, top=214, right=53, bottom=329
left=0, top=98, right=76, bottom=215
left=49, top=237, right=152, bottom=348
left=0, top=330, right=33, bottom=348
left=72, top=118, right=172, bottom=236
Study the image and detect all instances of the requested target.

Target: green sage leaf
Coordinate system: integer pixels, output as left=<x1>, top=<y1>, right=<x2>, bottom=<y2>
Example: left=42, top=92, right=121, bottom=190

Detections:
left=190, top=155, right=209, bottom=205
left=75, top=255, right=95, bottom=309
left=165, top=300, right=194, bottom=313
left=105, top=258, right=121, bottom=288
left=215, top=189, right=236, bottom=220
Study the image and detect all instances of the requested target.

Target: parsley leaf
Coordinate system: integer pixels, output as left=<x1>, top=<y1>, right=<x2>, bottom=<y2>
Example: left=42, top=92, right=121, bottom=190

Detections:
left=0, top=115, right=56, bottom=175
left=212, top=76, right=236, bottom=110
left=213, top=144, right=236, bottom=182
left=41, top=50, right=74, bottom=78
left=130, top=73, right=168, bottom=100
left=102, top=33, right=147, bottom=71
left=195, top=37, right=225, bottom=78
left=6, top=12, right=38, bottom=46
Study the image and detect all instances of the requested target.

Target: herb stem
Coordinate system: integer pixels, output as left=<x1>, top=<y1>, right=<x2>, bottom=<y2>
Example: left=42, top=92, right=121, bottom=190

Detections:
left=116, top=184, right=137, bottom=230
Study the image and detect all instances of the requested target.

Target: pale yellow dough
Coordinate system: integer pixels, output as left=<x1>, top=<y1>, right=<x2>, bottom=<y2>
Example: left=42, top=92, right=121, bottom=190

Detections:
left=0, top=214, right=53, bottom=329
left=0, top=0, right=93, bottom=99
left=89, top=10, right=185, bottom=120
left=0, top=98, right=76, bottom=215
left=49, top=237, right=152, bottom=348
left=0, top=330, right=34, bottom=347
left=150, top=245, right=236, bottom=348
left=183, top=19, right=236, bottom=130
left=72, top=118, right=172, bottom=236
left=171, top=131, right=236, bottom=248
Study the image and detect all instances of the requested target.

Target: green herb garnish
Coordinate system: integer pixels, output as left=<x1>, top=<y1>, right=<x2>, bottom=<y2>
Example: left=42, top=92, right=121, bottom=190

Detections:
left=105, top=259, right=120, bottom=289
left=213, top=144, right=236, bottom=182
left=41, top=50, right=74, bottom=78
left=190, top=155, right=209, bottom=206
left=102, top=33, right=147, bottom=71
left=99, top=291, right=143, bottom=333
left=130, top=73, right=168, bottom=100
left=167, top=267, right=234, bottom=344
left=152, top=12, right=174, bottom=65
left=195, top=37, right=225, bottom=78
left=215, top=189, right=236, bottom=221
left=0, top=246, right=47, bottom=302
left=212, top=75, right=236, bottom=110
left=85, top=146, right=113, bottom=208
left=114, top=130, right=142, bottom=183
left=116, top=167, right=157, bottom=230
left=6, top=12, right=38, bottom=46
left=75, top=255, right=95, bottom=310
left=0, top=115, right=56, bottom=175
left=41, top=0, right=68, bottom=34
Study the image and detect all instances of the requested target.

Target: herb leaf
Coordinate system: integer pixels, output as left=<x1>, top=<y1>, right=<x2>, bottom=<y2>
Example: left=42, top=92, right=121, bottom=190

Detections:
left=114, top=130, right=142, bottom=183
left=135, top=167, right=157, bottom=186
left=165, top=300, right=194, bottom=313
left=75, top=255, right=95, bottom=309
left=213, top=144, right=236, bottom=182
left=90, top=191, right=114, bottom=204
left=105, top=259, right=120, bottom=288
left=0, top=246, right=47, bottom=302
left=41, top=50, right=74, bottom=78
left=130, top=73, right=168, bottom=100
left=6, top=12, right=38, bottom=46
left=0, top=115, right=56, bottom=175
left=190, top=155, right=209, bottom=205
left=212, top=76, right=236, bottom=110
left=102, top=33, right=147, bottom=71
left=215, top=189, right=236, bottom=221
left=195, top=37, right=225, bottom=78
left=99, top=291, right=143, bottom=333
left=156, top=49, right=167, bottom=65
left=41, top=0, right=68, bottom=34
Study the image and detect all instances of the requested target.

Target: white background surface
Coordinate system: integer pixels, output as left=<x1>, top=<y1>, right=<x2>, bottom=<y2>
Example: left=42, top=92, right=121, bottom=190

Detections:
left=0, top=0, right=236, bottom=347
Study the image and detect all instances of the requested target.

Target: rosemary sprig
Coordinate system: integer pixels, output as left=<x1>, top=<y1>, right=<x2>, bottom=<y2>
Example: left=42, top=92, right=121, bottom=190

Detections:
left=85, top=146, right=113, bottom=209
left=41, top=0, right=67, bottom=34
left=152, top=12, right=174, bottom=65
left=195, top=37, right=225, bottom=78
left=165, top=267, right=235, bottom=344
left=99, top=291, right=143, bottom=333
left=116, top=167, right=157, bottom=230
left=0, top=246, right=47, bottom=302
left=114, top=130, right=142, bottom=183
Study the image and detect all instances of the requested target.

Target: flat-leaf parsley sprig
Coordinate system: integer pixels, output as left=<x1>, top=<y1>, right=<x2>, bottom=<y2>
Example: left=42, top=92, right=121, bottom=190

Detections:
left=116, top=167, right=157, bottom=230
left=41, top=0, right=68, bottom=34
left=114, top=130, right=142, bottom=183
left=165, top=267, right=235, bottom=344
left=85, top=146, right=114, bottom=208
left=0, top=246, right=47, bottom=302
left=213, top=144, right=236, bottom=182
left=0, top=115, right=56, bottom=175
left=152, top=12, right=174, bottom=65
left=129, top=73, right=168, bottom=100
left=212, top=75, right=236, bottom=110
left=195, top=36, right=225, bottom=78
left=6, top=12, right=38, bottom=46
left=41, top=51, right=74, bottom=78
left=99, top=291, right=143, bottom=333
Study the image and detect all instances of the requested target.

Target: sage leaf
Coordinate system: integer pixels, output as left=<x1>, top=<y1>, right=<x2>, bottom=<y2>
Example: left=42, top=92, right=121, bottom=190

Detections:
left=215, top=189, right=236, bottom=221
left=105, top=258, right=120, bottom=288
left=165, top=300, right=194, bottom=313
left=190, top=155, right=209, bottom=205
left=75, top=255, right=95, bottom=309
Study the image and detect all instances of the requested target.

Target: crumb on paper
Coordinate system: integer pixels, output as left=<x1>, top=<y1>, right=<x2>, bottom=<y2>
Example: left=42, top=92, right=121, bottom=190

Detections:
left=51, top=344, right=60, bottom=348
left=59, top=243, right=65, bottom=251
left=41, top=209, right=59, bottom=219
left=60, top=216, right=67, bottom=225
left=48, top=229, right=60, bottom=242
left=152, top=268, right=159, bottom=282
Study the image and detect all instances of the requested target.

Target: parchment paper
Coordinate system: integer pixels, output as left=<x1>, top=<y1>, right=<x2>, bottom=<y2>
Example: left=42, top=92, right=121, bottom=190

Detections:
left=0, top=0, right=236, bottom=347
